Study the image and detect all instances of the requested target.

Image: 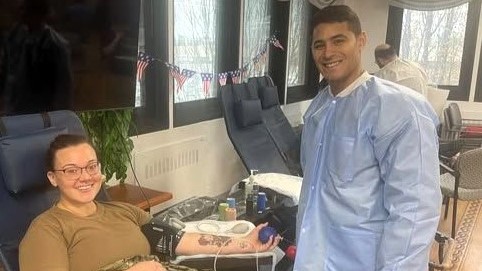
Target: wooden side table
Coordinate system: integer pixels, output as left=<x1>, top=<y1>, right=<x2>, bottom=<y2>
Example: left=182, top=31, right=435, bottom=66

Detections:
left=107, top=183, right=172, bottom=211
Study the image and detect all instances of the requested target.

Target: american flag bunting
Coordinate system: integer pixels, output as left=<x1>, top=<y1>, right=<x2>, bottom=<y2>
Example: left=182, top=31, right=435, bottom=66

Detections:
left=269, top=36, right=285, bottom=51
left=165, top=63, right=180, bottom=79
left=175, top=69, right=196, bottom=93
left=218, top=72, right=228, bottom=86
left=137, top=52, right=155, bottom=81
left=201, top=73, right=214, bottom=97
left=230, top=70, right=241, bottom=84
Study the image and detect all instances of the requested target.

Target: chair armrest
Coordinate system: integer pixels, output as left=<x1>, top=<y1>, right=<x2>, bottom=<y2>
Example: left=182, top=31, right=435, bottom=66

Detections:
left=0, top=242, right=19, bottom=271
left=439, top=161, right=456, bottom=176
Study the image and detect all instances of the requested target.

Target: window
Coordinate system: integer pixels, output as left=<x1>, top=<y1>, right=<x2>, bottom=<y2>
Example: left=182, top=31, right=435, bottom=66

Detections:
left=399, top=4, right=468, bottom=86
left=135, top=0, right=146, bottom=107
left=134, top=0, right=315, bottom=133
left=387, top=0, right=481, bottom=101
left=173, top=0, right=218, bottom=103
left=242, top=0, right=271, bottom=78
left=287, top=0, right=309, bottom=87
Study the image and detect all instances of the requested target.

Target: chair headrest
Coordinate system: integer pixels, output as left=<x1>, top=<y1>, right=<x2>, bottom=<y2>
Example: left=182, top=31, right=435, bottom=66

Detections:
left=259, top=86, right=280, bottom=109
left=0, top=127, right=67, bottom=194
left=234, top=99, right=262, bottom=128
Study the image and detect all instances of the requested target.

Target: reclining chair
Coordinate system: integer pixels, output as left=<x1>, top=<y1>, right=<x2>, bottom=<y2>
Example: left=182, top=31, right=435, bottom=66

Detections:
left=219, top=83, right=292, bottom=175
left=0, top=110, right=109, bottom=271
left=219, top=75, right=302, bottom=176
left=247, top=76, right=302, bottom=176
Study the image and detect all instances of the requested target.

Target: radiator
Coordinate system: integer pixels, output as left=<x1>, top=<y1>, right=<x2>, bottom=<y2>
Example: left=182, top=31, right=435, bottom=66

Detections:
left=133, top=136, right=205, bottom=181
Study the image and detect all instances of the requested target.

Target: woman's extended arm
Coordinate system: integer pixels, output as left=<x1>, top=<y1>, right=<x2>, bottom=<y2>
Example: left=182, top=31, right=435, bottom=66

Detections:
left=175, top=222, right=281, bottom=256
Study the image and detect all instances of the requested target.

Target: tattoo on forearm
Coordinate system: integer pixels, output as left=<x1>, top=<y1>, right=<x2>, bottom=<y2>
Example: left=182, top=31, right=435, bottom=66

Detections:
left=198, top=235, right=232, bottom=247
left=237, top=240, right=249, bottom=249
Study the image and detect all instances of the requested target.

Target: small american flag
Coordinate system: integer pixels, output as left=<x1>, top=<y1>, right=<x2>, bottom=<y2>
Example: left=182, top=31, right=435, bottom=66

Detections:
left=269, top=35, right=284, bottom=51
left=175, top=69, right=196, bottom=93
left=165, top=63, right=180, bottom=78
left=230, top=70, right=241, bottom=84
left=241, top=64, right=249, bottom=80
left=201, top=73, right=214, bottom=97
left=218, top=72, right=228, bottom=86
left=137, top=52, right=155, bottom=81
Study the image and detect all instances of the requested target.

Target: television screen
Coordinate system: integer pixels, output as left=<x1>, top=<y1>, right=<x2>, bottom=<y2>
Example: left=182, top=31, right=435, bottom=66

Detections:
left=0, top=0, right=140, bottom=115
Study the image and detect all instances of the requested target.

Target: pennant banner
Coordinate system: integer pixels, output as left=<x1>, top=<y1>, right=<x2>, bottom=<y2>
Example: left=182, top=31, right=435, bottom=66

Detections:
left=137, top=52, right=155, bottom=81
left=201, top=73, right=214, bottom=97
left=218, top=72, right=228, bottom=86
left=137, top=34, right=285, bottom=97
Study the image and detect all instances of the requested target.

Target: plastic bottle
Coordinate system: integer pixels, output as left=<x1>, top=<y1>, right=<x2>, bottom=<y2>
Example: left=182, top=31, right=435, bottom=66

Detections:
left=246, top=194, right=254, bottom=217
left=244, top=169, right=257, bottom=200
left=257, top=192, right=267, bottom=213
left=252, top=183, right=259, bottom=212
left=225, top=207, right=237, bottom=221
left=218, top=203, right=229, bottom=221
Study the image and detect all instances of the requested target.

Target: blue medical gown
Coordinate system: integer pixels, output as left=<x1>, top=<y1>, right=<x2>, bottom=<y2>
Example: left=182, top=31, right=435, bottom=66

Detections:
left=295, top=77, right=441, bottom=271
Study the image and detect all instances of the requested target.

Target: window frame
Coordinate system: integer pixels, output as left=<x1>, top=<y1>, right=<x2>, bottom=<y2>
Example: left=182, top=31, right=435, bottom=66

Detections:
left=172, top=0, right=241, bottom=128
left=133, top=0, right=169, bottom=135
left=270, top=1, right=318, bottom=104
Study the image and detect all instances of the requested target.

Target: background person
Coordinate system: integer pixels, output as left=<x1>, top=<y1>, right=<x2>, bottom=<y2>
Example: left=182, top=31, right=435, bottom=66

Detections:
left=19, top=134, right=280, bottom=271
left=374, top=43, right=429, bottom=96
left=296, top=5, right=441, bottom=271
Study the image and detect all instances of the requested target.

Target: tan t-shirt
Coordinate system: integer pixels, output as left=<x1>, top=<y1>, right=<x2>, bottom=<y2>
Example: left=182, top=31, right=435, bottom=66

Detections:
left=19, top=201, right=151, bottom=271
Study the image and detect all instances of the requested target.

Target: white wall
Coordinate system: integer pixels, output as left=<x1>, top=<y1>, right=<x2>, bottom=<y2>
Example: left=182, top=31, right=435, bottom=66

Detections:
left=124, top=118, right=247, bottom=214
left=125, top=0, right=482, bottom=215
left=345, top=0, right=390, bottom=73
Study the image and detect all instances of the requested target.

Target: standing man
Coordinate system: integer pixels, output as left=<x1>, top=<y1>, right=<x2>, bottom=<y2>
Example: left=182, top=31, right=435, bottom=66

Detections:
left=374, top=43, right=429, bottom=96
left=296, top=5, right=441, bottom=271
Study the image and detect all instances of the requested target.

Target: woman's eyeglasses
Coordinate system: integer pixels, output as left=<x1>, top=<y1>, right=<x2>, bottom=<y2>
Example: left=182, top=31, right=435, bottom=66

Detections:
left=53, top=162, right=100, bottom=180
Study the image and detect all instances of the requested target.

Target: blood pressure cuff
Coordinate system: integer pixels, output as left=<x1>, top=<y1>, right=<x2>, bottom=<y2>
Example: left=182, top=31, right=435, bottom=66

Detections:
left=141, top=218, right=185, bottom=259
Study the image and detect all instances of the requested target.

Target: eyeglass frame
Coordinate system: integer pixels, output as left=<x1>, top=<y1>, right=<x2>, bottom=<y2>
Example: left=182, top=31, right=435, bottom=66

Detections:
left=52, top=161, right=101, bottom=180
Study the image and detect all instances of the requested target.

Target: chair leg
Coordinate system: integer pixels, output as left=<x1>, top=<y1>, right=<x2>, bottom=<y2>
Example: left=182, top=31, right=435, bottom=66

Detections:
left=451, top=197, right=458, bottom=238
left=443, top=196, right=450, bottom=220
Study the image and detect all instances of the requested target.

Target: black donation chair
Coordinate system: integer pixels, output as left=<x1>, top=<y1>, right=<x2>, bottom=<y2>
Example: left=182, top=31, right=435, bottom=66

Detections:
left=247, top=76, right=302, bottom=176
left=218, top=82, right=292, bottom=175
left=0, top=110, right=109, bottom=271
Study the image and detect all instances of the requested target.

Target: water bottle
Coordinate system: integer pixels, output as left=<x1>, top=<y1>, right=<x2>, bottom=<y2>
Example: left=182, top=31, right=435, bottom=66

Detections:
left=257, top=192, right=267, bottom=213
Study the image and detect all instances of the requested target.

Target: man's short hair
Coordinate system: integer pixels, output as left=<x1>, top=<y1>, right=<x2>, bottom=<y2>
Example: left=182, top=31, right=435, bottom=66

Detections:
left=375, top=44, right=397, bottom=60
left=311, top=5, right=362, bottom=35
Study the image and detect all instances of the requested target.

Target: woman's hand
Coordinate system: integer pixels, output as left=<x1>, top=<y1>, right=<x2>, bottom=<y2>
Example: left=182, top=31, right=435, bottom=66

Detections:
left=126, top=260, right=166, bottom=271
left=241, top=222, right=281, bottom=253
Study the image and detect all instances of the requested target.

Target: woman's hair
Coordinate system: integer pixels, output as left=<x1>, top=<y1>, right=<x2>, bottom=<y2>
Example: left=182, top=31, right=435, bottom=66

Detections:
left=311, top=5, right=362, bottom=36
left=46, top=134, right=97, bottom=171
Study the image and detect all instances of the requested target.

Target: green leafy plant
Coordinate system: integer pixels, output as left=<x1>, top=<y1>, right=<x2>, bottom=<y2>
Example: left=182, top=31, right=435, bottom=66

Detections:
left=78, top=109, right=134, bottom=183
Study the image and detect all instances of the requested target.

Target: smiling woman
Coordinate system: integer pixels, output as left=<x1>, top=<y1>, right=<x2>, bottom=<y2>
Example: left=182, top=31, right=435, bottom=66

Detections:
left=18, top=134, right=280, bottom=271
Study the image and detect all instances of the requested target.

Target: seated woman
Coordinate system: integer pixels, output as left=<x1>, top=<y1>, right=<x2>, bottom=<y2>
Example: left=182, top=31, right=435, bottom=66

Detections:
left=19, top=134, right=280, bottom=271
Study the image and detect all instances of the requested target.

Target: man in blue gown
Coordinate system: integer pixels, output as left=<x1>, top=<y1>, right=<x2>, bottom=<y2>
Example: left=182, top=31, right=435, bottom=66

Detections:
left=295, top=5, right=441, bottom=271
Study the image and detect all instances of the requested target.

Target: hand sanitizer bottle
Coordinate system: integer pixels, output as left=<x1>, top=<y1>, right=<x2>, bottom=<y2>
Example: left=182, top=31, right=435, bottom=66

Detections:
left=244, top=169, right=257, bottom=200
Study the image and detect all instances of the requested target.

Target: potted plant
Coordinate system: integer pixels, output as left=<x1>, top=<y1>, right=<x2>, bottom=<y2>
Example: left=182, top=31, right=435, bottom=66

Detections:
left=78, top=108, right=134, bottom=183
